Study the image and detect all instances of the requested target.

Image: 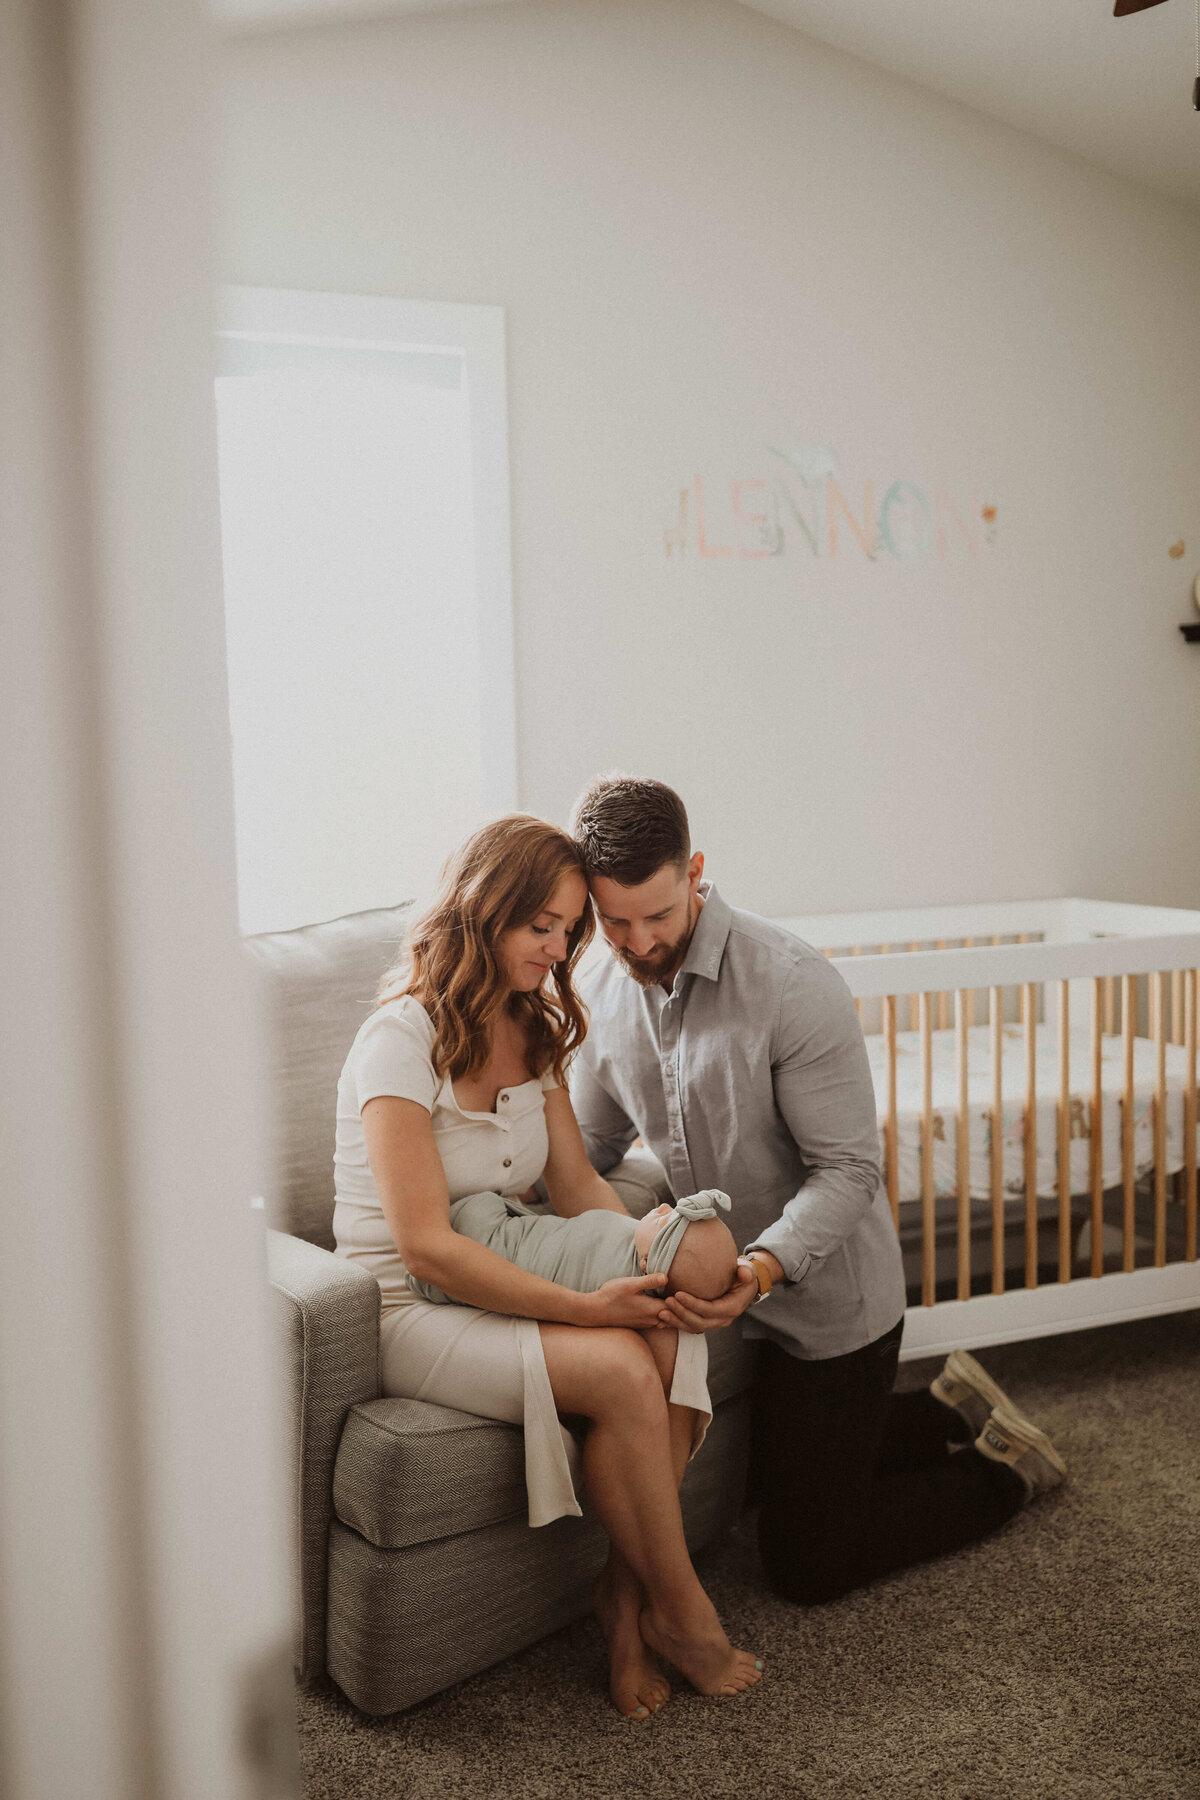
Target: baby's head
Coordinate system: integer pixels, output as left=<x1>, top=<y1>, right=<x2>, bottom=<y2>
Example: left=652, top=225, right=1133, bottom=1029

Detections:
left=634, top=1194, right=739, bottom=1300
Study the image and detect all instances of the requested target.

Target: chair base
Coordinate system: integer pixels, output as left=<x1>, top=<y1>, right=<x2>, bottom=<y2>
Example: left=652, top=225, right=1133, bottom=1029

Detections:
left=325, top=1394, right=750, bottom=1716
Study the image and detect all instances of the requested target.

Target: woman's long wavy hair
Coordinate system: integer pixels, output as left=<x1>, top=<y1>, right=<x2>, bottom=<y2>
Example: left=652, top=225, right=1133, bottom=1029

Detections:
left=378, top=815, right=595, bottom=1084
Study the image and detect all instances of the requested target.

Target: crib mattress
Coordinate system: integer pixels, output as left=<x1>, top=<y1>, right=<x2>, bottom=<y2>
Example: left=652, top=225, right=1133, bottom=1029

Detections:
left=864, top=1024, right=1199, bottom=1205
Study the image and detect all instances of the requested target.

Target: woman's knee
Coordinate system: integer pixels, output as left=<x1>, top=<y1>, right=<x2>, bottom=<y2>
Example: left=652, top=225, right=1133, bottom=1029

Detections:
left=543, top=1324, right=664, bottom=1421
left=589, top=1329, right=665, bottom=1415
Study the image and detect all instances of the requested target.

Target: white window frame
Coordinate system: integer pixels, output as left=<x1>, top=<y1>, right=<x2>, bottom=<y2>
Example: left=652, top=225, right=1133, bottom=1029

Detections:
left=216, top=284, right=518, bottom=816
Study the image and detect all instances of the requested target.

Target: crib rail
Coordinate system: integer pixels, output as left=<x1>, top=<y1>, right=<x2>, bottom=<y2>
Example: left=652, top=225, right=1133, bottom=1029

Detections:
left=794, top=920, right=1200, bottom=1359
left=829, top=932, right=1200, bottom=996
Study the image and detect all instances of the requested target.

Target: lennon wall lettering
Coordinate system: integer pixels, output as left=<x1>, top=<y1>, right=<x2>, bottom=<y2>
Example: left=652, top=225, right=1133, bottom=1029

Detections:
left=664, top=445, right=997, bottom=563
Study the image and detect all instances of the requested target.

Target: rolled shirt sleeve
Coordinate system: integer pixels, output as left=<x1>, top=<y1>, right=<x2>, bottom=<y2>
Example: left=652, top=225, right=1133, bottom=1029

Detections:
left=744, top=957, right=883, bottom=1286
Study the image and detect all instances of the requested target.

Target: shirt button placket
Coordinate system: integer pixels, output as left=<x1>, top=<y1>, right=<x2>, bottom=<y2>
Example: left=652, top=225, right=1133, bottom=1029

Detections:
left=660, top=1005, right=692, bottom=1194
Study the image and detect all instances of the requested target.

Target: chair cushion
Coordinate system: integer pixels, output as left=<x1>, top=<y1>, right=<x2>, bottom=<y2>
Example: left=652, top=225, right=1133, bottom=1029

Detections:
left=245, top=903, right=412, bottom=1246
left=333, top=1397, right=530, bottom=1549
left=333, top=1328, right=756, bottom=1554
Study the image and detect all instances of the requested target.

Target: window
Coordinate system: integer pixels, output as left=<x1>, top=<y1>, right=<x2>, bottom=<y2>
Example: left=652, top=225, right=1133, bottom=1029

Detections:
left=215, top=288, right=516, bottom=934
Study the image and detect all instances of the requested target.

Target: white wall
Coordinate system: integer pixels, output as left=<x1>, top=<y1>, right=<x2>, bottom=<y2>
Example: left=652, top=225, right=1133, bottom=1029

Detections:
left=218, top=0, right=1200, bottom=917
left=2, top=1, right=293, bottom=1795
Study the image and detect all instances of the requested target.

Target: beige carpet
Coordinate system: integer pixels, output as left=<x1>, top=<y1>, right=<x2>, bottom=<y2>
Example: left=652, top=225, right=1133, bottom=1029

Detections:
left=296, top=1310, right=1200, bottom=1800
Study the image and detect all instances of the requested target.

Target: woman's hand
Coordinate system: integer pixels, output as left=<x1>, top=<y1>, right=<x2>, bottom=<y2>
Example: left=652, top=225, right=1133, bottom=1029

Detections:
left=575, top=1272, right=673, bottom=1329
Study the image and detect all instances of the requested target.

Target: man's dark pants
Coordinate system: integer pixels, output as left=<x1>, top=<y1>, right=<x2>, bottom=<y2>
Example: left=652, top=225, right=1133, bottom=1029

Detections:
left=751, top=1319, right=1025, bottom=1604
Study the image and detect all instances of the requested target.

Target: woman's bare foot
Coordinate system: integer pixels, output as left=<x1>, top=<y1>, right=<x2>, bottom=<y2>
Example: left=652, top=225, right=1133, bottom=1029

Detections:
left=639, top=1604, right=763, bottom=1698
left=592, top=1569, right=671, bottom=1719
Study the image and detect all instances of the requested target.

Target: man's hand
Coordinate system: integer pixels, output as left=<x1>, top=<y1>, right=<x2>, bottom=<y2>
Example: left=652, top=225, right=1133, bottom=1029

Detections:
left=659, top=1259, right=759, bottom=1334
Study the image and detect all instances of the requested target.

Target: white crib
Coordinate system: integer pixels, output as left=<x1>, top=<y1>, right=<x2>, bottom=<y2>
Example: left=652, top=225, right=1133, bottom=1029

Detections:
left=774, top=899, right=1200, bottom=1362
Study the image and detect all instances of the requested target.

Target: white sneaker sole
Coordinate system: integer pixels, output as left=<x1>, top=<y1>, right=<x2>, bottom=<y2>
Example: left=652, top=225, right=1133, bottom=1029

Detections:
left=976, top=1404, right=1068, bottom=1499
left=932, top=1350, right=1030, bottom=1436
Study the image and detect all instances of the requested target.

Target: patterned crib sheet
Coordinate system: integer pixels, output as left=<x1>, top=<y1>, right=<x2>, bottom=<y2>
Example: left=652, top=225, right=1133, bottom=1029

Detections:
left=864, top=1025, right=1199, bottom=1204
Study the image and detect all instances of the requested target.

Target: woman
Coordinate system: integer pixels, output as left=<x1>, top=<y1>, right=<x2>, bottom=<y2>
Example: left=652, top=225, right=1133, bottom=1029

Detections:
left=332, top=814, right=762, bottom=1715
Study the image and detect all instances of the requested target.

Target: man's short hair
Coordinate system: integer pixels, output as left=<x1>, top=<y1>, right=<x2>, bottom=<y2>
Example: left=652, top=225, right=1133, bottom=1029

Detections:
left=569, top=774, right=690, bottom=887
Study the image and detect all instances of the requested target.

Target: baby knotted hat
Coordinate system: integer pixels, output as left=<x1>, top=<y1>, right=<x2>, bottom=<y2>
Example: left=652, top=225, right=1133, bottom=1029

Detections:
left=644, top=1189, right=733, bottom=1278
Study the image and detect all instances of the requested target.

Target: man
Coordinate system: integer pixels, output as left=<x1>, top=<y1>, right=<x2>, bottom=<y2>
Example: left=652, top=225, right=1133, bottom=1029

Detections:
left=568, top=773, right=1067, bottom=1604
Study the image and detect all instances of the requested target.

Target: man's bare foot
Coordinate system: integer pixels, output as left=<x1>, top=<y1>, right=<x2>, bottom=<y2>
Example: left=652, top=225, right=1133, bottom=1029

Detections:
left=592, top=1570, right=671, bottom=1719
left=639, top=1604, right=763, bottom=1698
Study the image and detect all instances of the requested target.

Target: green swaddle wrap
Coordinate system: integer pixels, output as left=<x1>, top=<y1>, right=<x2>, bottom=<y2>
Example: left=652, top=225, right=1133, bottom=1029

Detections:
left=406, top=1187, right=733, bottom=1304
left=405, top=1193, right=640, bottom=1303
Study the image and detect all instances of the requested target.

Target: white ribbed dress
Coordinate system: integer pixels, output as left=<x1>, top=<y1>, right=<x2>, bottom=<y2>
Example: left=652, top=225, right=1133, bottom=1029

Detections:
left=332, top=995, right=711, bottom=1527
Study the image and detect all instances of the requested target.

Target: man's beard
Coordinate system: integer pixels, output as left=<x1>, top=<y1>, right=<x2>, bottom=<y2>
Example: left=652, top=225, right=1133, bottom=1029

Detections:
left=612, top=920, right=693, bottom=989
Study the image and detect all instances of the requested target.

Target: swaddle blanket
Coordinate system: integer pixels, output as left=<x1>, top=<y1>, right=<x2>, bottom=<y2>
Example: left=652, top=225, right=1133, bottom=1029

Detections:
left=406, top=1187, right=732, bottom=1304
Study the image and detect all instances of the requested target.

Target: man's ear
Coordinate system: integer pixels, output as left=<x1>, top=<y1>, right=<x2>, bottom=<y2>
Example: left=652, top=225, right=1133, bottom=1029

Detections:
left=687, top=850, right=704, bottom=895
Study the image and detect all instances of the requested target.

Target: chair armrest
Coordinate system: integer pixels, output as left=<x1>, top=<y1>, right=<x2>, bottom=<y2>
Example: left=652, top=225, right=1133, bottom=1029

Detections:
left=267, top=1230, right=380, bottom=1680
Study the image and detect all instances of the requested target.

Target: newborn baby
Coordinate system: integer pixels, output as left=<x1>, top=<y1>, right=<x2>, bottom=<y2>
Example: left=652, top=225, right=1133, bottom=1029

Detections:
left=406, top=1188, right=738, bottom=1305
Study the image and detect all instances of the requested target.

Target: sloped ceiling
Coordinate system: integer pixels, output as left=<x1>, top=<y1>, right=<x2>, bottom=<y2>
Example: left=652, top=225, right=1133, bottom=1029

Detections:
left=741, top=0, right=1200, bottom=215
left=214, top=0, right=1200, bottom=214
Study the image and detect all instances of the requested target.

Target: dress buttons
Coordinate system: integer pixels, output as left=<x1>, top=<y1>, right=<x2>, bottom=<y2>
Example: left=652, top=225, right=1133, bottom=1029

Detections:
left=500, top=1093, right=509, bottom=1103
left=503, top=1158, right=512, bottom=1169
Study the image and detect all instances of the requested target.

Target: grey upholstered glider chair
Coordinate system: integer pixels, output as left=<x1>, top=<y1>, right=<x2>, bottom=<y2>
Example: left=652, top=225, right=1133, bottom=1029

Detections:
left=247, top=903, right=755, bottom=1716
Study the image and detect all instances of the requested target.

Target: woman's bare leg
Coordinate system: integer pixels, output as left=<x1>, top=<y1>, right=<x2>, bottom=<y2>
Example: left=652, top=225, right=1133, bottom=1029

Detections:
left=540, top=1323, right=762, bottom=1708
left=592, top=1328, right=693, bottom=1716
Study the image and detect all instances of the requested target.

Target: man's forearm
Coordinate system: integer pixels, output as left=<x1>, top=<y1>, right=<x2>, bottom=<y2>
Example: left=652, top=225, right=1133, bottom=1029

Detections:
left=745, top=1157, right=881, bottom=1285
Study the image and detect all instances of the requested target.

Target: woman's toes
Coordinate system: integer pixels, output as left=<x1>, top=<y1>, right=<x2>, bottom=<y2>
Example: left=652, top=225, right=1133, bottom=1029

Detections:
left=639, top=1675, right=670, bottom=1712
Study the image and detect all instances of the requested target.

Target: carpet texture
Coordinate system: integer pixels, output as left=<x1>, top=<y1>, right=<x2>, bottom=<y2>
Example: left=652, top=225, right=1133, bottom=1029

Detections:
left=295, top=1310, right=1200, bottom=1800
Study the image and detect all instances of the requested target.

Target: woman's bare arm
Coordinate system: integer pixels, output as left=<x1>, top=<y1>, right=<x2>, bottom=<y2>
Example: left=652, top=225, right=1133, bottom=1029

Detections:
left=361, top=1096, right=662, bottom=1327
left=541, top=1086, right=632, bottom=1219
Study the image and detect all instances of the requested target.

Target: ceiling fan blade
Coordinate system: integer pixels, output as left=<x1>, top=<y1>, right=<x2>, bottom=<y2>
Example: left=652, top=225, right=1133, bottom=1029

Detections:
left=1113, top=0, right=1171, bottom=14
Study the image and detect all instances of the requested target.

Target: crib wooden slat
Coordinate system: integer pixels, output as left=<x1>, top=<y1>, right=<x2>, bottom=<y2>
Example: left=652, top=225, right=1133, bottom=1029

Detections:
left=965, top=940, right=976, bottom=1028
left=1090, top=976, right=1104, bottom=1278
left=1172, top=969, right=1184, bottom=1048
left=908, top=947, right=919, bottom=1032
left=1122, top=974, right=1136, bottom=1273
left=955, top=989, right=970, bottom=1302
left=937, top=943, right=949, bottom=1031
left=1186, top=969, right=1197, bottom=1263
left=990, top=987, right=1004, bottom=1295
left=1104, top=975, right=1115, bottom=1038
left=1153, top=969, right=1167, bottom=1267
left=883, top=993, right=900, bottom=1231
left=1057, top=979, right=1071, bottom=1283
left=919, top=991, right=936, bottom=1307
left=1024, top=984, right=1038, bottom=1288
left=1018, top=935, right=1029, bottom=1025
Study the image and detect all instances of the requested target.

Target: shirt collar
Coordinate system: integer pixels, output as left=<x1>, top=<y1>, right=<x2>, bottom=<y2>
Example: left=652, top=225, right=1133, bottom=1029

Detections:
left=676, top=881, right=731, bottom=985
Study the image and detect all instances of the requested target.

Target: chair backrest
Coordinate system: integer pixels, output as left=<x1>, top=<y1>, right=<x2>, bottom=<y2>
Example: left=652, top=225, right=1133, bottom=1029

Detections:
left=244, top=903, right=412, bottom=1247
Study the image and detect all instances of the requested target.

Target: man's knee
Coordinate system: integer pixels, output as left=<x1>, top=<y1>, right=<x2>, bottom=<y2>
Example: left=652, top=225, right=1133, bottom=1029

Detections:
left=757, top=1501, right=861, bottom=1606
left=762, top=1554, right=857, bottom=1608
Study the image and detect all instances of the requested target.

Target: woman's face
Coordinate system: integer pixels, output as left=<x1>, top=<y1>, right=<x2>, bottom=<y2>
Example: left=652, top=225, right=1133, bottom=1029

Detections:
left=498, top=870, right=588, bottom=994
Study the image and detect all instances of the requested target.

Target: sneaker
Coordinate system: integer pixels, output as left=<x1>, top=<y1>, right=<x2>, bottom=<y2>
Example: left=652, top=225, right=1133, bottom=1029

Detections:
left=930, top=1349, right=1030, bottom=1439
left=974, top=1404, right=1068, bottom=1503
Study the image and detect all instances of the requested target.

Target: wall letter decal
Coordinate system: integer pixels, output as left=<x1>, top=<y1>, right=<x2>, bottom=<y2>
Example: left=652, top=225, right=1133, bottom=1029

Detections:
left=732, top=479, right=778, bottom=558
left=664, top=486, right=689, bottom=558
left=935, top=488, right=980, bottom=559
left=772, top=473, right=821, bottom=557
left=826, top=479, right=876, bottom=559
left=877, top=481, right=933, bottom=561
left=694, top=475, right=732, bottom=558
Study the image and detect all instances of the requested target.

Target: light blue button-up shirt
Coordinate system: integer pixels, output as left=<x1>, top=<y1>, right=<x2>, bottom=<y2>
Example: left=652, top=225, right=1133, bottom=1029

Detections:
left=571, top=883, right=906, bottom=1360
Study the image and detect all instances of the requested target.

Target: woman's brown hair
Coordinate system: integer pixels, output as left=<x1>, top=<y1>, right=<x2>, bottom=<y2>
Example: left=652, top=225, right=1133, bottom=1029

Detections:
left=377, top=815, right=594, bottom=1084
